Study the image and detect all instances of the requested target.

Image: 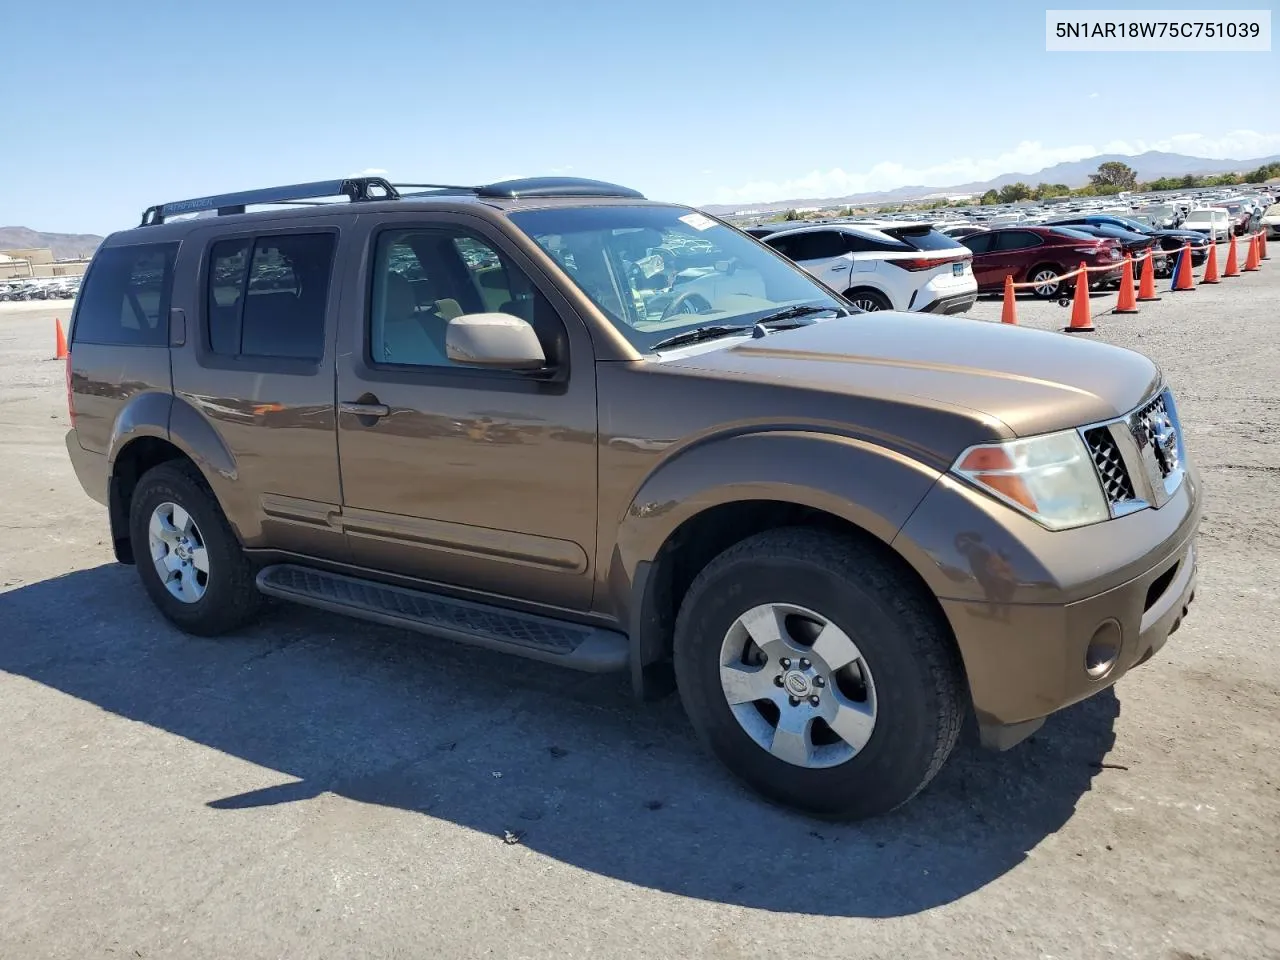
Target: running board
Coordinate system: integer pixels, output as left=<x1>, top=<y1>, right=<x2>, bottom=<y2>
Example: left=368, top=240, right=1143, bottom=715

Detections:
left=255, top=564, right=628, bottom=673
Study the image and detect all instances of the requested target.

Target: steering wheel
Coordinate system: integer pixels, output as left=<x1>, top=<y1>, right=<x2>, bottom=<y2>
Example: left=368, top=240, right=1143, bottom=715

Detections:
left=660, top=289, right=713, bottom=321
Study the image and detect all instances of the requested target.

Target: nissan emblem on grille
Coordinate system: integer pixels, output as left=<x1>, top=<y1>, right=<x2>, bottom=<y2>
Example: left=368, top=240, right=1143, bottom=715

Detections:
left=1146, top=408, right=1179, bottom=477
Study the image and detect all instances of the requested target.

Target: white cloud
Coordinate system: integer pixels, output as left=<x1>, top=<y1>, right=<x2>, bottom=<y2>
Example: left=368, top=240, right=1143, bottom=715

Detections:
left=1088, top=92, right=1100, bottom=98
left=711, top=140, right=1097, bottom=204
left=710, top=130, right=1280, bottom=204
left=1099, top=130, right=1280, bottom=159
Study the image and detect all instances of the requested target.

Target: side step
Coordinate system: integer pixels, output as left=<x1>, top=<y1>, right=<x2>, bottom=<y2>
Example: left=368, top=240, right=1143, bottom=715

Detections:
left=255, top=564, right=628, bottom=673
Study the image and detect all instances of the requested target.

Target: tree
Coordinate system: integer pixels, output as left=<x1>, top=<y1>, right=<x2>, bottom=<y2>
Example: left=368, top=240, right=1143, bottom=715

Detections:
left=979, top=189, right=999, bottom=205
left=1033, top=182, right=1070, bottom=200
left=997, top=182, right=1032, bottom=204
left=1089, top=161, right=1138, bottom=190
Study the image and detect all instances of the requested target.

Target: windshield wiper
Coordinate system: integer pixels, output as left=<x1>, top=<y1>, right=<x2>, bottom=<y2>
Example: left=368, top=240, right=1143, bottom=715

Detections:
left=650, top=324, right=752, bottom=351
left=754, top=304, right=845, bottom=327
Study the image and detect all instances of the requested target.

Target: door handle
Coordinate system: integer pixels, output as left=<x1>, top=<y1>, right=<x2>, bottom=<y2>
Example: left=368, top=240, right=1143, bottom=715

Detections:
left=340, top=401, right=390, bottom=418
left=830, top=264, right=847, bottom=271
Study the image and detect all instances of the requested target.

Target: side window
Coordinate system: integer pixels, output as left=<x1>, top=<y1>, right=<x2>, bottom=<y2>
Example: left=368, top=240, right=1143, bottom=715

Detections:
left=369, top=227, right=566, bottom=370
left=764, top=235, right=796, bottom=259
left=788, top=231, right=847, bottom=261
left=842, top=232, right=910, bottom=254
left=996, top=231, right=1042, bottom=251
left=72, top=243, right=178, bottom=346
left=961, top=233, right=995, bottom=254
left=205, top=233, right=335, bottom=360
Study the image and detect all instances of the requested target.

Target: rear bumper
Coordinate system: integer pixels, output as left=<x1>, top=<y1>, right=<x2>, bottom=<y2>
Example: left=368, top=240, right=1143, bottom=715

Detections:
left=65, top=429, right=109, bottom=506
left=918, top=292, right=977, bottom=315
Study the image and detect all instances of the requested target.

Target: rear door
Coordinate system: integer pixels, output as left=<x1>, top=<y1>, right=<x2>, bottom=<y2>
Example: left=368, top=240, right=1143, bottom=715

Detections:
left=169, top=219, right=345, bottom=559
left=768, top=231, right=852, bottom=289
left=990, top=230, right=1045, bottom=284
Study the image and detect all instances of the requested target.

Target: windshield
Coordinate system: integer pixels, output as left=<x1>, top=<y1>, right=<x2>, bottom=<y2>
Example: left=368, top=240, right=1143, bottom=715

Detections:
left=509, top=205, right=848, bottom=352
left=1186, top=211, right=1219, bottom=223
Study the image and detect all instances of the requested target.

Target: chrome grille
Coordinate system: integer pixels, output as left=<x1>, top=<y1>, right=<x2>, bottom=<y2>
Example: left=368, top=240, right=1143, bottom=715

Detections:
left=1078, top=387, right=1187, bottom=518
left=1084, top=426, right=1136, bottom=503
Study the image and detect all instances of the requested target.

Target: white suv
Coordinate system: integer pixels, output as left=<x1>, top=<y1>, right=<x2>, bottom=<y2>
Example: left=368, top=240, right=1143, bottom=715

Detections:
left=758, top=222, right=977, bottom=314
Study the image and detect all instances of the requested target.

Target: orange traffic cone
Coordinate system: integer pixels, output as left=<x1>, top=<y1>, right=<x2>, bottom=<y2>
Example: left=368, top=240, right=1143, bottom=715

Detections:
left=1113, top=254, right=1139, bottom=313
left=1171, top=243, right=1196, bottom=291
left=54, top=319, right=68, bottom=360
left=1200, top=241, right=1221, bottom=283
left=1137, top=249, right=1161, bottom=301
left=1063, top=263, right=1095, bottom=333
left=1223, top=235, right=1241, bottom=277
left=1260, top=231, right=1269, bottom=260
left=1000, top=274, right=1018, bottom=325
left=1244, top=234, right=1261, bottom=271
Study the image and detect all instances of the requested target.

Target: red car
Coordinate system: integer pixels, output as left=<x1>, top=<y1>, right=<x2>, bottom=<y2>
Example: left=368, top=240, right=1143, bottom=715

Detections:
left=959, top=226, right=1124, bottom=299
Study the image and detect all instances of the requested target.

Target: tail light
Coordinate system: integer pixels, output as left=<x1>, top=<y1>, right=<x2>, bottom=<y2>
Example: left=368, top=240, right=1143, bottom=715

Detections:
left=889, top=253, right=970, bottom=272
left=65, top=351, right=75, bottom=428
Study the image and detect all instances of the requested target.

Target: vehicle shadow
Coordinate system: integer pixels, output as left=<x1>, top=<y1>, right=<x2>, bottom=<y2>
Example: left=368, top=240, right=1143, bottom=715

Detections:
left=1, top=564, right=1118, bottom=918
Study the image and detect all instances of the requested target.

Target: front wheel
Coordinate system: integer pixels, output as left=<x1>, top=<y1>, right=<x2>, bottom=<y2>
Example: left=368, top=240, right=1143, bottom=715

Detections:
left=128, top=461, right=264, bottom=636
left=673, top=528, right=966, bottom=819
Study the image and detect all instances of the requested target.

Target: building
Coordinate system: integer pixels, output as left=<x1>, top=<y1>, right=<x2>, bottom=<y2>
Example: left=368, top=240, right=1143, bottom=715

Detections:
left=0, top=248, right=91, bottom=279
left=0, top=253, right=32, bottom=279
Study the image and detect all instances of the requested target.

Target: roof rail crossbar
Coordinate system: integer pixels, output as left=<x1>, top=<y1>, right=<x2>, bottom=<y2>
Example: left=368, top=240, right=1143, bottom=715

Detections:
left=139, top=177, right=400, bottom=226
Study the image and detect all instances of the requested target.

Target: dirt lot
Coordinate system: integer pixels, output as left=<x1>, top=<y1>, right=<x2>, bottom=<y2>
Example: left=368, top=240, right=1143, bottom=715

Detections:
left=2, top=260, right=1278, bottom=959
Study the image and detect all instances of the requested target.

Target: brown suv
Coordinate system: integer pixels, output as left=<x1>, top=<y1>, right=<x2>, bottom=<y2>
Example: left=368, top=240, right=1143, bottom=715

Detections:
left=63, top=176, right=1201, bottom=819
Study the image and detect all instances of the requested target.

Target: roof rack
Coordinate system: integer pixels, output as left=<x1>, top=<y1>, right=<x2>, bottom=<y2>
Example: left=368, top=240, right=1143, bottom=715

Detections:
left=140, top=177, right=400, bottom=226
left=139, top=176, right=644, bottom=226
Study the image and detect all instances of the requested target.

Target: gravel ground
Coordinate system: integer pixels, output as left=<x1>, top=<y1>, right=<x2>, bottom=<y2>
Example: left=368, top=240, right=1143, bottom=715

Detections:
left=1, top=257, right=1278, bottom=960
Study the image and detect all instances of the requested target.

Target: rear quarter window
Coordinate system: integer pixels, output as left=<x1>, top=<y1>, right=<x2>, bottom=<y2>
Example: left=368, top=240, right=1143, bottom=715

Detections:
left=71, top=243, right=178, bottom=346
left=893, top=228, right=964, bottom=251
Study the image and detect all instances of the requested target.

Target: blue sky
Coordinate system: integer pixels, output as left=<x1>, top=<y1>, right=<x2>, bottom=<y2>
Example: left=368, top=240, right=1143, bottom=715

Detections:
left=3, top=0, right=1276, bottom=234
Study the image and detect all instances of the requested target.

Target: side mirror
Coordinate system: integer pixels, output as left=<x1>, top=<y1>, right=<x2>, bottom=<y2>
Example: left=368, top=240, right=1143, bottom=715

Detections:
left=445, top=313, right=546, bottom=370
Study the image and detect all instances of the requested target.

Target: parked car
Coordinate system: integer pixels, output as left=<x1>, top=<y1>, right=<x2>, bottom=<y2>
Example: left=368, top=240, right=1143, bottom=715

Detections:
left=1182, top=208, right=1232, bottom=244
left=1138, top=205, right=1183, bottom=228
left=958, top=226, right=1124, bottom=298
left=1222, top=201, right=1259, bottom=237
left=1048, top=215, right=1209, bottom=268
left=64, top=174, right=1200, bottom=820
left=759, top=222, right=977, bottom=314
left=1262, top=203, right=1280, bottom=239
left=1048, top=223, right=1162, bottom=279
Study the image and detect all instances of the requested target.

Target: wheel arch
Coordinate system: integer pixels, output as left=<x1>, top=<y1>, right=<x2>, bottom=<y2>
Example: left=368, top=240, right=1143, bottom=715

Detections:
left=609, top=430, right=952, bottom=699
left=842, top=283, right=893, bottom=310
left=107, top=396, right=238, bottom=564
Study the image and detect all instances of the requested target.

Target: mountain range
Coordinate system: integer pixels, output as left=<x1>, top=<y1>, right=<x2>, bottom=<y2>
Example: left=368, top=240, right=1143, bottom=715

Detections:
left=700, top=151, right=1280, bottom=214
left=0, top=226, right=103, bottom=259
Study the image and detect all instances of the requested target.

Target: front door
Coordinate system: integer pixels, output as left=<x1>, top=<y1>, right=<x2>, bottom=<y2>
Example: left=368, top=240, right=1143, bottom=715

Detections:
left=334, top=214, right=598, bottom=612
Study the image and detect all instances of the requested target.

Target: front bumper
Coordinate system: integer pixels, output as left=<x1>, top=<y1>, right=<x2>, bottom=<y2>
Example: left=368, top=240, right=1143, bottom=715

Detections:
left=942, top=530, right=1198, bottom=749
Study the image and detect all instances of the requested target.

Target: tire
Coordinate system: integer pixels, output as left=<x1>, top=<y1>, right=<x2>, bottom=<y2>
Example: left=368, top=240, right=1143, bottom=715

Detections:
left=844, top=288, right=892, bottom=312
left=1026, top=264, right=1065, bottom=299
left=673, top=527, right=966, bottom=820
left=128, top=461, right=264, bottom=636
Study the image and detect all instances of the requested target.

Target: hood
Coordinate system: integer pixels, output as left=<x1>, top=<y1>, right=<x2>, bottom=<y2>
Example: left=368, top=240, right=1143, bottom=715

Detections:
left=663, top=313, right=1161, bottom=439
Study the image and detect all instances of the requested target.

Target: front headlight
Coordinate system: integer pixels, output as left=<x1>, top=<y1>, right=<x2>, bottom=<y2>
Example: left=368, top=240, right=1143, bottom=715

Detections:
left=952, top=430, right=1109, bottom=530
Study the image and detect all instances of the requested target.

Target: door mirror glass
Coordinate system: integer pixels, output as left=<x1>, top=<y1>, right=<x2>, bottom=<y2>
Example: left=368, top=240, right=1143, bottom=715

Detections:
left=445, top=312, right=547, bottom=369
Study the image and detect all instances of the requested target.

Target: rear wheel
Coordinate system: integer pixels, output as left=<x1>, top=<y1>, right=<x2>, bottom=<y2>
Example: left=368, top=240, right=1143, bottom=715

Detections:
left=844, top=288, right=891, bottom=312
left=673, top=528, right=966, bottom=820
left=1027, top=264, right=1065, bottom=299
left=128, top=461, right=264, bottom=636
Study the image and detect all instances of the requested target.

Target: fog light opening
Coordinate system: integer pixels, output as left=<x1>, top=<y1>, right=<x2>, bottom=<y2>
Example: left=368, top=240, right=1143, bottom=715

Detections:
left=1085, top=620, right=1122, bottom=679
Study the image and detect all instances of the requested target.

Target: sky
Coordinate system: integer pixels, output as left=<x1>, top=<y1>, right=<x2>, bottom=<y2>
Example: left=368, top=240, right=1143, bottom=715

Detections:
left=2, top=0, right=1276, bottom=234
